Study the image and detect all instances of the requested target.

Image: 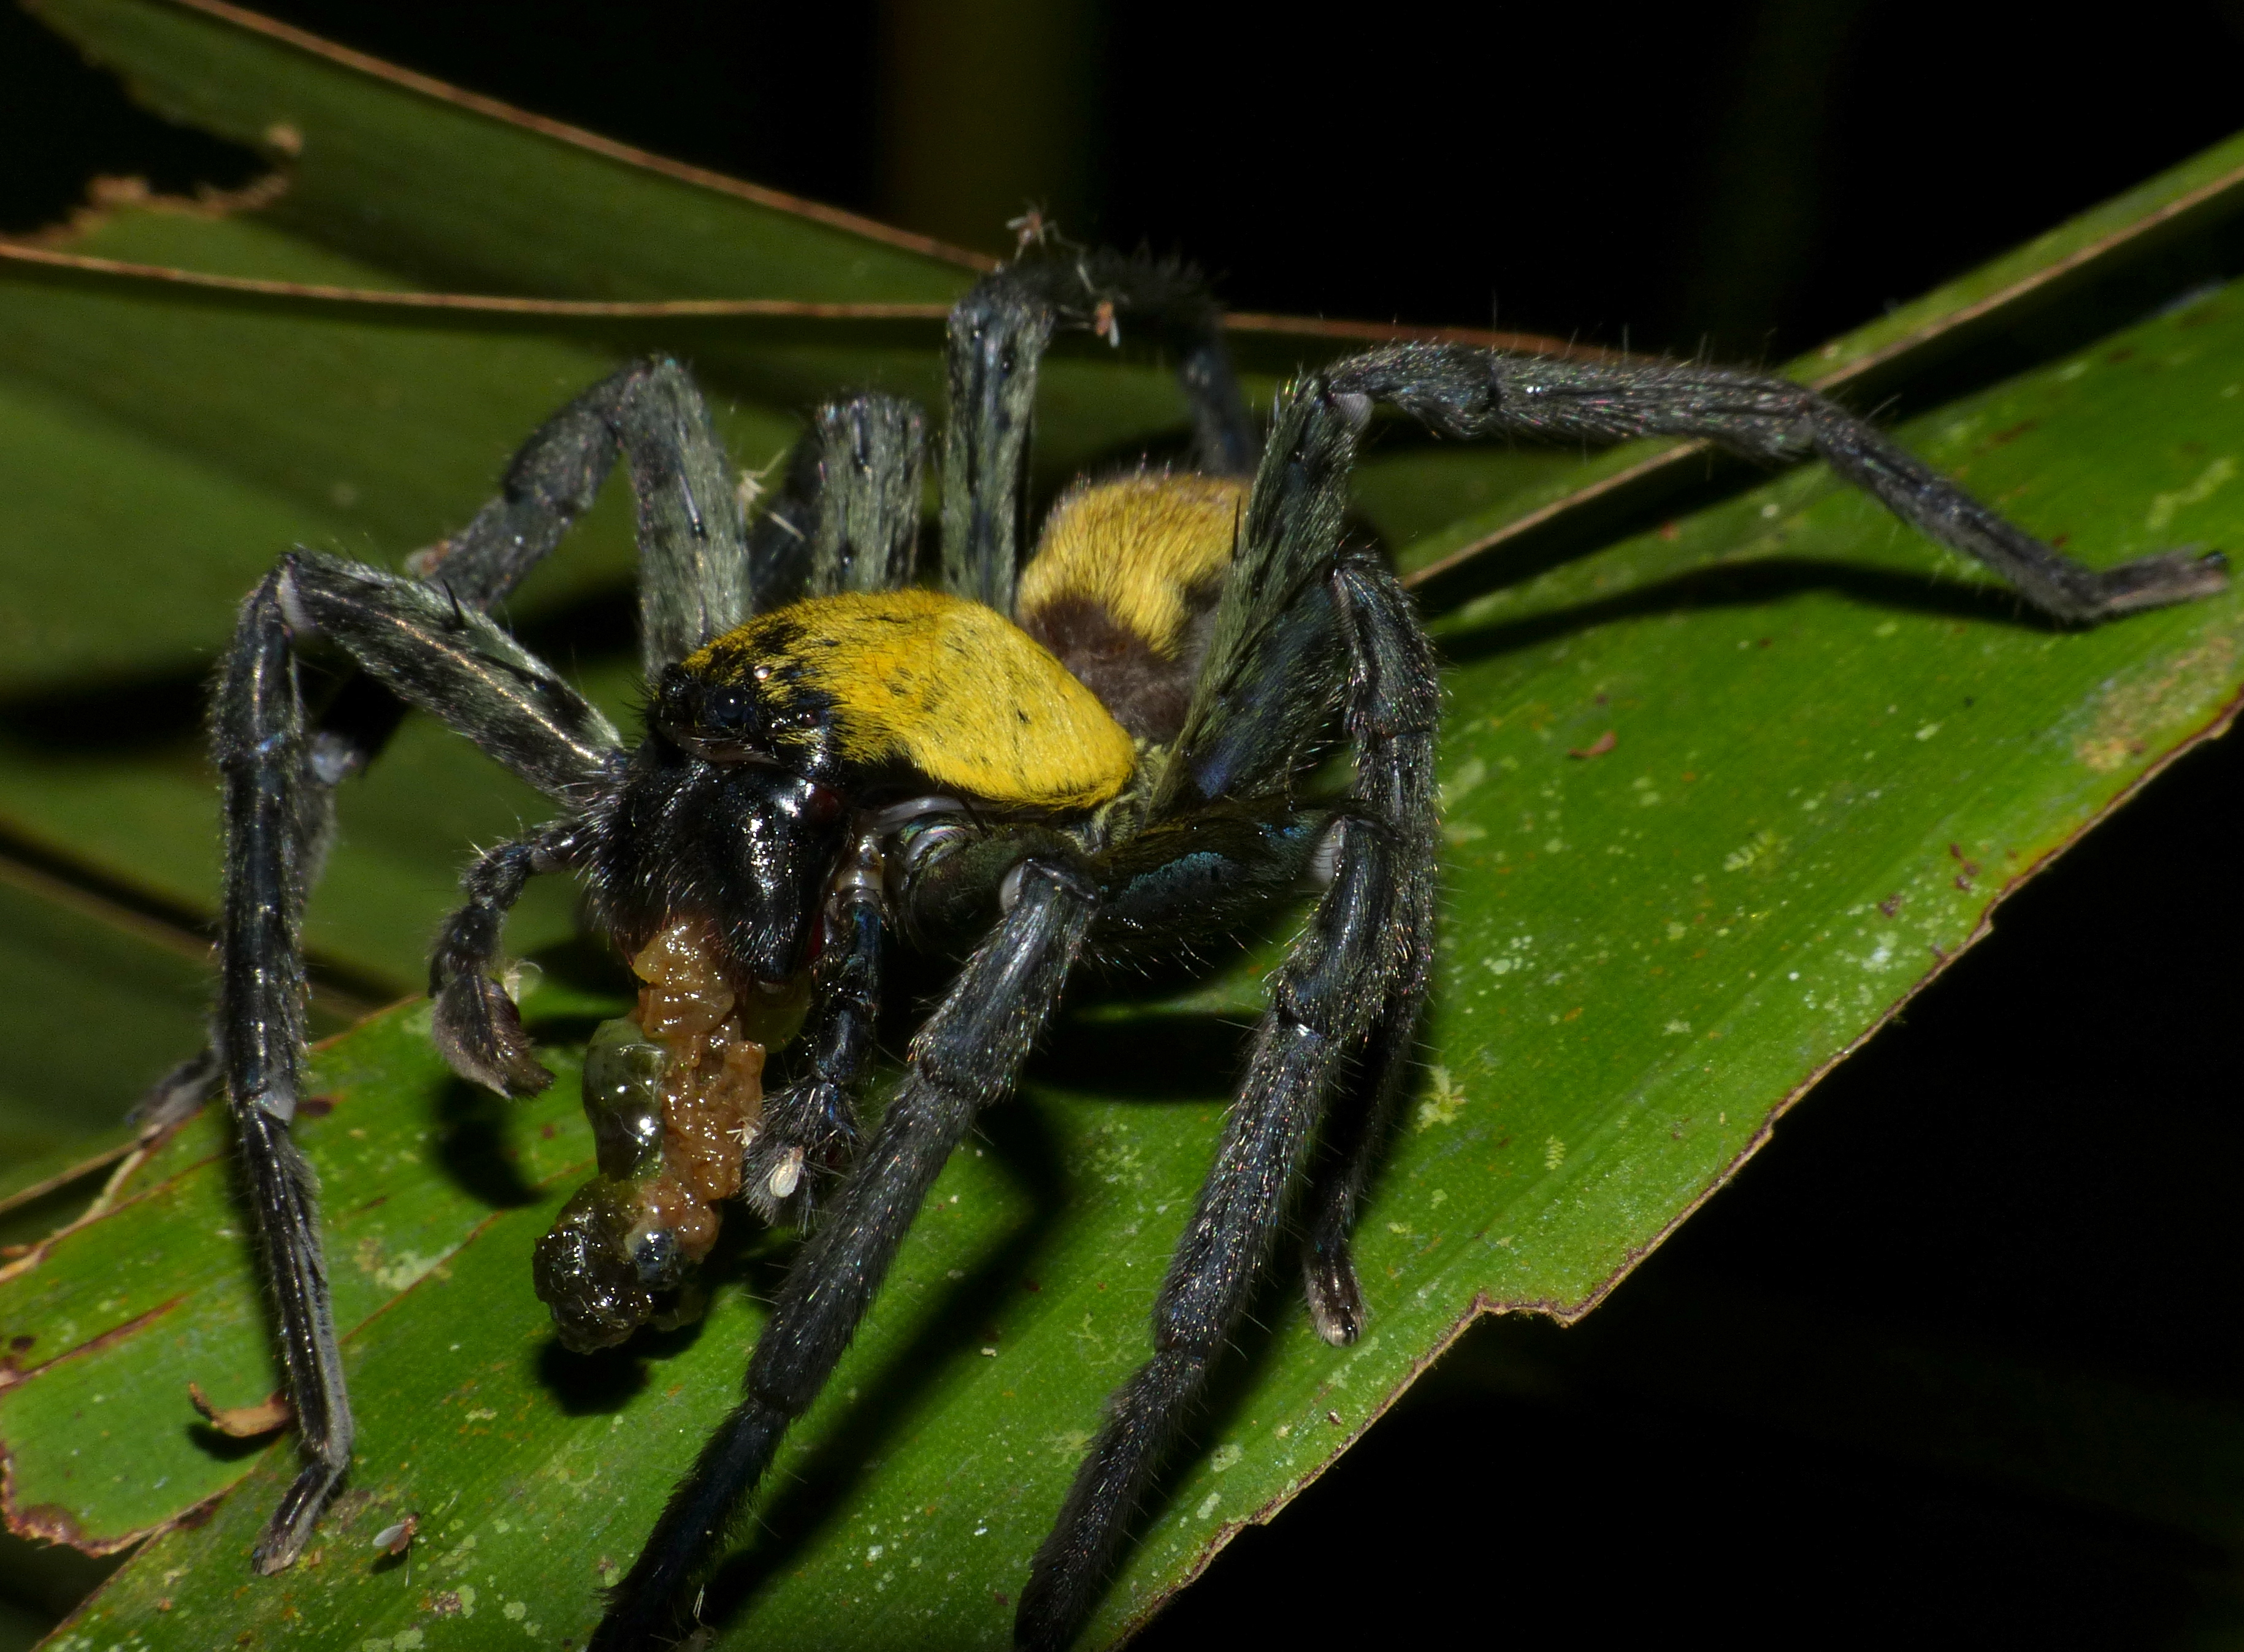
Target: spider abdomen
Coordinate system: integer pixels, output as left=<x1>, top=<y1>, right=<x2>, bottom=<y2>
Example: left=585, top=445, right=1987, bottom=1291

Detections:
left=1017, top=472, right=1247, bottom=743
left=678, top=589, right=1136, bottom=809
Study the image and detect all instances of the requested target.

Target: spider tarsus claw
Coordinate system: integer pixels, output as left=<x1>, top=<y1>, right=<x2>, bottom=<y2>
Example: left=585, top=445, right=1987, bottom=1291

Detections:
left=2089, top=543, right=2231, bottom=614
left=431, top=974, right=552, bottom=1097
left=250, top=1456, right=345, bottom=1576
left=1304, top=1246, right=1366, bottom=1347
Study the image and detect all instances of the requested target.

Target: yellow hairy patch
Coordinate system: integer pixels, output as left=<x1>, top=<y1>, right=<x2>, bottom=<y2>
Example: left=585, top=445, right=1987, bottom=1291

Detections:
left=1016, top=473, right=1248, bottom=657
left=686, top=590, right=1137, bottom=809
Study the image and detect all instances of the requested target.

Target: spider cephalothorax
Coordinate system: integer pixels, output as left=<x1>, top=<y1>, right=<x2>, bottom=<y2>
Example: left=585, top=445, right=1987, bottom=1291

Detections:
left=189, top=245, right=2223, bottom=1650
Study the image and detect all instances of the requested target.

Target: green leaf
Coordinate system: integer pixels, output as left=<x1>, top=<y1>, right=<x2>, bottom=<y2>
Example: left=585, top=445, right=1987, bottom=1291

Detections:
left=1, top=4, right=2241, bottom=1649
left=0, top=873, right=205, bottom=1199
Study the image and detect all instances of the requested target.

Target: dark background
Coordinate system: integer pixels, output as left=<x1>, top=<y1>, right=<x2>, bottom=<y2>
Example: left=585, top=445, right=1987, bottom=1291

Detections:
left=4, top=1, right=2243, bottom=1645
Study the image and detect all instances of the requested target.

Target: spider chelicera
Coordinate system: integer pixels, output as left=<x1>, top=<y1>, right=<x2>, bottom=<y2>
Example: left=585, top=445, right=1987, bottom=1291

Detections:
left=183, top=247, right=2223, bottom=1650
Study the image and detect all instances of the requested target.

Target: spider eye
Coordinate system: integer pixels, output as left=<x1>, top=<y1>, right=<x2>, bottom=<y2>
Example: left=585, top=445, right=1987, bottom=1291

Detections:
left=702, top=683, right=753, bottom=728
left=653, top=671, right=775, bottom=763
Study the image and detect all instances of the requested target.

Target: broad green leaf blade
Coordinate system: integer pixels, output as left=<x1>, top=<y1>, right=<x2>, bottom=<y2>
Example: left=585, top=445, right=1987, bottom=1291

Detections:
left=0, top=990, right=607, bottom=1551
left=0, top=873, right=207, bottom=1192
left=2, top=4, right=2240, bottom=1646
left=28, top=0, right=981, bottom=302
left=14, top=269, right=2242, bottom=1648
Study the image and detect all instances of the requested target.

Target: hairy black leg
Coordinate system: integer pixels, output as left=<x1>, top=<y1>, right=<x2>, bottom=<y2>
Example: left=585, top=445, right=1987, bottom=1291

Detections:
left=592, top=863, right=1096, bottom=1652
left=410, top=356, right=753, bottom=666
left=1296, top=557, right=1442, bottom=1346
left=1019, top=384, right=1441, bottom=1645
left=1019, top=816, right=1407, bottom=1650
left=1327, top=343, right=2228, bottom=622
left=211, top=554, right=622, bottom=1569
left=281, top=553, right=621, bottom=801
left=942, top=273, right=1055, bottom=612
left=743, top=392, right=926, bottom=609
left=214, top=575, right=351, bottom=1574
left=743, top=838, right=886, bottom=1223
left=429, top=820, right=588, bottom=1097
left=941, top=251, right=1259, bottom=612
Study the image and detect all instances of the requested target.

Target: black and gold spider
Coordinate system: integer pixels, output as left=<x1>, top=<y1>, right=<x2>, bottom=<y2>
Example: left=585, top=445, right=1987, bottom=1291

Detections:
left=191, top=247, right=2224, bottom=1650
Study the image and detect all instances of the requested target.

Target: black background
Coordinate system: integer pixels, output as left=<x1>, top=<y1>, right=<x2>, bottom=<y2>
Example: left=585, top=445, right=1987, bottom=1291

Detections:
left=4, top=2, right=2243, bottom=1645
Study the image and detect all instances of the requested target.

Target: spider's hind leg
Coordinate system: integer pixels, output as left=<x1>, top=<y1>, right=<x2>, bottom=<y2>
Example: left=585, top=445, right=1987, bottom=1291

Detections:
left=1329, top=344, right=2228, bottom=622
left=1018, top=389, right=1441, bottom=1650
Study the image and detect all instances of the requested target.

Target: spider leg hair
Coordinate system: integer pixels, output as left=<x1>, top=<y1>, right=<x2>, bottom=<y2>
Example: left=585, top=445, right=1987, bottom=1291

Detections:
left=429, top=819, right=591, bottom=1097
left=1328, top=344, right=2228, bottom=622
left=748, top=393, right=926, bottom=611
left=941, top=273, right=1055, bottom=613
left=591, top=862, right=1097, bottom=1652
left=409, top=356, right=754, bottom=670
left=212, top=543, right=622, bottom=1564
left=214, top=575, right=352, bottom=1575
left=278, top=552, right=621, bottom=800
left=1017, top=388, right=1441, bottom=1650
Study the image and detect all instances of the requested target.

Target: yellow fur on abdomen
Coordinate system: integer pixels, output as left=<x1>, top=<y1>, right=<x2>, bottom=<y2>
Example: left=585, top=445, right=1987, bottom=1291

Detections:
left=685, top=590, right=1136, bottom=810
left=1016, top=473, right=1248, bottom=659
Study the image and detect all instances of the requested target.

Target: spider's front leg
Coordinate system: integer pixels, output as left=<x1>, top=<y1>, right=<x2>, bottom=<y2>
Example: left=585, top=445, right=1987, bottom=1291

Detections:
left=213, top=574, right=351, bottom=1574
left=215, top=551, right=624, bottom=1572
left=592, top=859, right=1097, bottom=1652
left=741, top=833, right=885, bottom=1223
